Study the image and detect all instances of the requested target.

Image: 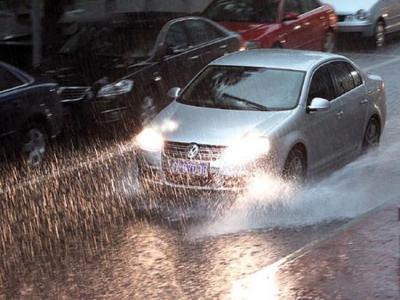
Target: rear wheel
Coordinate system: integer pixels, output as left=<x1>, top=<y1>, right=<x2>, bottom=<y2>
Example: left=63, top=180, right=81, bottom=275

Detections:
left=373, top=21, right=386, bottom=48
left=283, top=147, right=307, bottom=184
left=363, top=117, right=381, bottom=150
left=21, top=123, right=48, bottom=166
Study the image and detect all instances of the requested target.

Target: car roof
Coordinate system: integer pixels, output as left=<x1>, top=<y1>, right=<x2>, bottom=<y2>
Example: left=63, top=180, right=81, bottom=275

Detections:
left=210, top=49, right=346, bottom=72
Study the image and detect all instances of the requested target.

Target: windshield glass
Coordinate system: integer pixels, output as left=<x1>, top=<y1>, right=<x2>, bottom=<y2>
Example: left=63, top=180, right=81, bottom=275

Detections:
left=204, top=0, right=280, bottom=23
left=59, top=24, right=161, bottom=58
left=178, top=66, right=305, bottom=111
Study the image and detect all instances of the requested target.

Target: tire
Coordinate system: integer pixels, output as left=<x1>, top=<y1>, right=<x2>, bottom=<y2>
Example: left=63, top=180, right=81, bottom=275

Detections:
left=272, top=43, right=283, bottom=49
left=323, top=30, right=336, bottom=53
left=282, top=147, right=307, bottom=184
left=373, top=21, right=386, bottom=48
left=363, top=117, right=381, bottom=151
left=21, top=122, right=48, bottom=166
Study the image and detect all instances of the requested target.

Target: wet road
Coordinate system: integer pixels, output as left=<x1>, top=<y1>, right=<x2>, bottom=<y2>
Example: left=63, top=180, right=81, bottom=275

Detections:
left=2, top=38, right=400, bottom=298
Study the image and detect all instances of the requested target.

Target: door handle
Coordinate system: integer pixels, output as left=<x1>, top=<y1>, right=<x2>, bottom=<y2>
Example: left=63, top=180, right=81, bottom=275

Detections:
left=219, top=44, right=228, bottom=49
left=336, top=111, right=344, bottom=119
left=360, top=99, right=369, bottom=105
left=188, top=55, right=200, bottom=60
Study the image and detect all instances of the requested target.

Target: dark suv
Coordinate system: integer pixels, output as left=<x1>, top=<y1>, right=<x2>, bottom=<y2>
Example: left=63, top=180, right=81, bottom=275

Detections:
left=41, top=13, right=241, bottom=127
left=0, top=62, right=63, bottom=165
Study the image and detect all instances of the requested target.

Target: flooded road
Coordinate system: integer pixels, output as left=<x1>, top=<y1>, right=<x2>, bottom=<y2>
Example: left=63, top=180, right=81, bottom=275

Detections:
left=2, top=41, right=400, bottom=298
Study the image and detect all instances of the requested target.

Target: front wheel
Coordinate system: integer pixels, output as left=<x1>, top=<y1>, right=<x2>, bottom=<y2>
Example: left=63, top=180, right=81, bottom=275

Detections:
left=363, top=117, right=381, bottom=151
left=21, top=123, right=48, bottom=166
left=282, top=148, right=307, bottom=184
left=373, top=21, right=386, bottom=48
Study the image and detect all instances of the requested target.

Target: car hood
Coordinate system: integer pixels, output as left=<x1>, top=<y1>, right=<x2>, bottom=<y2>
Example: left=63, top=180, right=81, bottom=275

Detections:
left=151, top=101, right=293, bottom=146
left=322, top=0, right=377, bottom=13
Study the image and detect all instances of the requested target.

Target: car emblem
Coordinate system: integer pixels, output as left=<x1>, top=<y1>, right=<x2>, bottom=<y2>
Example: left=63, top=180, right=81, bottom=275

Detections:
left=186, top=143, right=200, bottom=159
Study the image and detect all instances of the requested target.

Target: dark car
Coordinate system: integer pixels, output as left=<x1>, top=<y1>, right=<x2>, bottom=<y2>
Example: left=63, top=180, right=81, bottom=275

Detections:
left=0, top=62, right=63, bottom=165
left=42, top=13, right=241, bottom=126
left=203, top=0, right=337, bottom=52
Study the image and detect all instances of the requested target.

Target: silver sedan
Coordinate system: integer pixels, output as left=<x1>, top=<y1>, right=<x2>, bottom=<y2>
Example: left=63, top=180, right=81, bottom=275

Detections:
left=323, top=0, right=400, bottom=47
left=135, top=50, right=386, bottom=192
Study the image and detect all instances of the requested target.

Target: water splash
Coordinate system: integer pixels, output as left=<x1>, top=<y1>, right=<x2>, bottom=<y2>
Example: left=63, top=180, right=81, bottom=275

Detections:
left=191, top=121, right=400, bottom=236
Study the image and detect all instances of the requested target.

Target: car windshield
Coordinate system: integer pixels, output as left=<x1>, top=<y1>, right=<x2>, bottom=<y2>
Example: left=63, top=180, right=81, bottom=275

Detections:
left=59, top=24, right=161, bottom=58
left=204, top=0, right=279, bottom=23
left=178, top=66, right=305, bottom=111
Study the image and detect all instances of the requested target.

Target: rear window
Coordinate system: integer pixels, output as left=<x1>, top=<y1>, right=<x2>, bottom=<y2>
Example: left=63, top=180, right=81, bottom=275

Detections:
left=204, top=0, right=280, bottom=23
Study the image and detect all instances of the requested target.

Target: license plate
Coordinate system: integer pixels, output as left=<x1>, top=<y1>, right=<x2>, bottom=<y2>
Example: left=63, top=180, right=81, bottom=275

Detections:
left=169, top=160, right=209, bottom=177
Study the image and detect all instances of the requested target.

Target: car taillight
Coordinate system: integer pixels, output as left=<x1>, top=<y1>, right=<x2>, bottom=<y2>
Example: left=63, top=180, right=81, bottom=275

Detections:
left=329, top=12, right=338, bottom=27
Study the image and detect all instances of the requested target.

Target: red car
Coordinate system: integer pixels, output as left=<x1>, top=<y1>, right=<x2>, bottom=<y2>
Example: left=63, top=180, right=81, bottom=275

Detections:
left=204, top=0, right=337, bottom=52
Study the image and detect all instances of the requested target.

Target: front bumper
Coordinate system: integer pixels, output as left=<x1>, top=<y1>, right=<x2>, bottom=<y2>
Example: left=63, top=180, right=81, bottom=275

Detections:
left=337, top=21, right=374, bottom=37
left=136, top=147, right=279, bottom=192
left=91, top=97, right=130, bottom=124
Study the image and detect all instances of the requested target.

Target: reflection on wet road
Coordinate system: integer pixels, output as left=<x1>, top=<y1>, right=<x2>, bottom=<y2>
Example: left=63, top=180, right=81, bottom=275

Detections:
left=1, top=213, right=344, bottom=298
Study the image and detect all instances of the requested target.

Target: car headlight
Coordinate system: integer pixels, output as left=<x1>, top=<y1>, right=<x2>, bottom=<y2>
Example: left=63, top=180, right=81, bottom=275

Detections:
left=97, top=79, right=133, bottom=98
left=222, top=135, right=271, bottom=165
left=345, top=10, right=369, bottom=22
left=355, top=9, right=368, bottom=20
left=136, top=127, right=164, bottom=152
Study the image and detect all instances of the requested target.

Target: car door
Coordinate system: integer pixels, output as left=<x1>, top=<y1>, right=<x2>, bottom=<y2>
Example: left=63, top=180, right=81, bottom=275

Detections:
left=158, top=20, right=201, bottom=91
left=0, top=65, right=26, bottom=144
left=299, top=0, right=327, bottom=50
left=183, top=18, right=239, bottom=76
left=328, top=61, right=369, bottom=154
left=305, top=64, right=345, bottom=171
left=281, top=0, right=310, bottom=49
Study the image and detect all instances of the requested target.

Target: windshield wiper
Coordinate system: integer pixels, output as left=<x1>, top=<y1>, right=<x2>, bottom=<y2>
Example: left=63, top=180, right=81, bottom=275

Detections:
left=221, top=93, right=269, bottom=111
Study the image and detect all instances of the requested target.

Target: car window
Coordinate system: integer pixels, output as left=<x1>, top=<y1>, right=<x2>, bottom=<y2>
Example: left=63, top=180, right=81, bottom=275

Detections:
left=179, top=66, right=305, bottom=111
left=308, top=65, right=335, bottom=103
left=328, top=62, right=357, bottom=97
left=185, top=20, right=224, bottom=46
left=204, top=0, right=280, bottom=23
left=0, top=66, right=23, bottom=91
left=284, top=0, right=302, bottom=15
left=165, top=21, right=189, bottom=50
left=61, top=25, right=161, bottom=58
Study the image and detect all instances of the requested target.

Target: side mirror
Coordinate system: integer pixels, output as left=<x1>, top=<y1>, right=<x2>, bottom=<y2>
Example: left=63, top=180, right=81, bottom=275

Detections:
left=283, top=12, right=300, bottom=22
left=167, top=87, right=181, bottom=99
left=308, top=98, right=330, bottom=113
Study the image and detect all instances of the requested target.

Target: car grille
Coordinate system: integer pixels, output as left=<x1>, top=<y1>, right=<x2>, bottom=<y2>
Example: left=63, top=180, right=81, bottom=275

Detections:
left=337, top=15, right=347, bottom=22
left=58, top=86, right=90, bottom=103
left=163, top=141, right=226, bottom=161
left=161, top=141, right=243, bottom=188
